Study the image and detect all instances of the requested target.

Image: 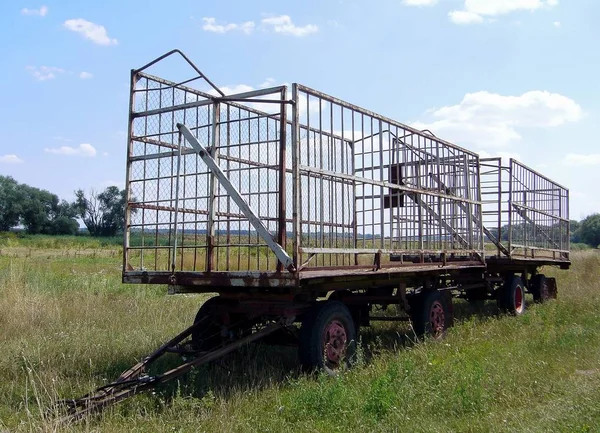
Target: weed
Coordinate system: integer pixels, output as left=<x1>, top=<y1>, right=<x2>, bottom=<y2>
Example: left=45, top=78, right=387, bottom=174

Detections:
left=1, top=241, right=599, bottom=432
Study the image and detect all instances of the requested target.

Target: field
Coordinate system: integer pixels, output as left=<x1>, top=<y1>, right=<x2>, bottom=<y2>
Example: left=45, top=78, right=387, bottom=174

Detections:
left=1, top=234, right=599, bottom=432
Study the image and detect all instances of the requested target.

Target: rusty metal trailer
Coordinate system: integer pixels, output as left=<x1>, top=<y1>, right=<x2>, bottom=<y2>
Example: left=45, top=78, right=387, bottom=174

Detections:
left=59, top=50, right=570, bottom=419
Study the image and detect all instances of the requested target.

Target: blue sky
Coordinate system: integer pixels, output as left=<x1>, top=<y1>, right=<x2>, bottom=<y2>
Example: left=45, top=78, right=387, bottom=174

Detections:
left=0, top=0, right=598, bottom=220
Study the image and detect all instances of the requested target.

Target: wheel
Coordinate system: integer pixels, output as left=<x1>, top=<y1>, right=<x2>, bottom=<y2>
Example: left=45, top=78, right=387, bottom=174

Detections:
left=499, top=275, right=526, bottom=316
left=191, top=297, right=229, bottom=351
left=298, top=301, right=357, bottom=374
left=530, top=274, right=550, bottom=303
left=327, top=289, right=367, bottom=330
left=410, top=290, right=452, bottom=339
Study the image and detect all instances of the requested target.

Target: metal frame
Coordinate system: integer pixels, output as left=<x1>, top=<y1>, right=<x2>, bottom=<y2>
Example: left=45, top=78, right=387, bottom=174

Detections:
left=122, top=51, right=570, bottom=287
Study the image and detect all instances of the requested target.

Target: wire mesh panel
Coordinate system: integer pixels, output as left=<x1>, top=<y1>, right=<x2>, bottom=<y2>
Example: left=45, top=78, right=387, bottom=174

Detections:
left=508, top=159, right=569, bottom=258
left=293, top=85, right=484, bottom=269
left=479, top=158, right=511, bottom=256
left=125, top=71, right=289, bottom=273
left=123, top=51, right=570, bottom=287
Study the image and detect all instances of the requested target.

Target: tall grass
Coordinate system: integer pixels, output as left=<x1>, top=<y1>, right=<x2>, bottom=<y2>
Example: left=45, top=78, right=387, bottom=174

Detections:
left=0, top=239, right=599, bottom=432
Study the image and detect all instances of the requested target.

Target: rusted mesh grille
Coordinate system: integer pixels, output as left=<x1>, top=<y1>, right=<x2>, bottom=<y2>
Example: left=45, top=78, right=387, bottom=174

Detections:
left=508, top=160, right=569, bottom=257
left=295, top=85, right=484, bottom=268
left=126, top=73, right=287, bottom=272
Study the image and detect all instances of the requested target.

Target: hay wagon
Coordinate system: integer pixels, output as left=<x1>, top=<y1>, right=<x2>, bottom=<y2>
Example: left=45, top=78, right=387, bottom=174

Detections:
left=62, top=50, right=570, bottom=417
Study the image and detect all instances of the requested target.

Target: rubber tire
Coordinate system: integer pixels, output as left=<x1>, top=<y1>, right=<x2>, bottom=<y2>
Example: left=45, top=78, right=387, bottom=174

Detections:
left=298, top=301, right=357, bottom=375
left=327, top=290, right=366, bottom=331
left=410, top=290, right=452, bottom=339
left=191, top=297, right=228, bottom=351
left=500, top=275, right=526, bottom=316
left=530, top=274, right=550, bottom=303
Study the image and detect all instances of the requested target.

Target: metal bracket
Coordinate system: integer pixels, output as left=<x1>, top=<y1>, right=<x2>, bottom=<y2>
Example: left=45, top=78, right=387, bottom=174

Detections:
left=177, top=122, right=296, bottom=272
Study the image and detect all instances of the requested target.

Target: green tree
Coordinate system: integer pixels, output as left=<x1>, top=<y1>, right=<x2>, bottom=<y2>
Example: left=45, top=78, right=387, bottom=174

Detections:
left=0, top=176, right=24, bottom=231
left=570, top=219, right=581, bottom=243
left=20, top=186, right=79, bottom=235
left=73, top=186, right=127, bottom=237
left=578, top=214, right=600, bottom=248
left=48, top=215, right=80, bottom=235
left=20, top=185, right=57, bottom=234
left=0, top=176, right=79, bottom=234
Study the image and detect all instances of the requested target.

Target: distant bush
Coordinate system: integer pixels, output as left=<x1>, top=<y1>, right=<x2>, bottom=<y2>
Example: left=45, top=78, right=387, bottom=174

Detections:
left=0, top=233, right=121, bottom=249
left=570, top=243, right=592, bottom=251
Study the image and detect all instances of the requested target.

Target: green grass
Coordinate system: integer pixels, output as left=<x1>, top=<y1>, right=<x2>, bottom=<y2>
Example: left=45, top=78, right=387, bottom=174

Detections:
left=1, top=237, right=599, bottom=432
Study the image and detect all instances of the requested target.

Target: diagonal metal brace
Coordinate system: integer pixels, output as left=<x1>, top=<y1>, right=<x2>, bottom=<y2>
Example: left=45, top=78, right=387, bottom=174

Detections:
left=177, top=123, right=296, bottom=272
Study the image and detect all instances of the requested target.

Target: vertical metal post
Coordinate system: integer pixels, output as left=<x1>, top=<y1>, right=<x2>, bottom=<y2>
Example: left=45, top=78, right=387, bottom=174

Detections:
left=524, top=173, right=529, bottom=255
left=565, top=189, right=569, bottom=254
left=463, top=154, right=473, bottom=250
left=225, top=105, right=231, bottom=271
left=416, top=162, right=423, bottom=255
left=291, top=84, right=301, bottom=270
left=277, top=87, right=288, bottom=272
left=123, top=70, right=138, bottom=273
left=206, top=102, right=220, bottom=271
left=378, top=120, right=384, bottom=249
left=475, top=156, right=484, bottom=253
left=507, top=159, right=513, bottom=257
left=560, top=189, right=565, bottom=253
left=352, top=111, right=358, bottom=265
left=319, top=98, right=324, bottom=252
left=497, top=159, right=502, bottom=257
left=171, top=132, right=183, bottom=272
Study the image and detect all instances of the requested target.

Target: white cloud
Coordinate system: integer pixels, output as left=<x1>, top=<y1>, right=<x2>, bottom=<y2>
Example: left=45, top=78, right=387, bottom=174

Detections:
left=449, top=10, right=485, bottom=24
left=410, top=90, right=583, bottom=148
left=553, top=21, right=561, bottom=27
left=21, top=5, right=48, bottom=16
left=207, top=83, right=277, bottom=112
left=26, top=67, right=94, bottom=81
left=26, top=65, right=65, bottom=81
left=259, top=77, right=276, bottom=88
left=203, top=79, right=322, bottom=115
left=565, top=154, right=600, bottom=166
left=477, top=150, right=522, bottom=164
left=402, top=0, right=438, bottom=6
left=449, top=0, right=558, bottom=24
left=199, top=15, right=318, bottom=37
left=214, top=84, right=255, bottom=96
left=44, top=143, right=97, bottom=157
left=201, top=17, right=255, bottom=35
left=0, top=154, right=24, bottom=164
left=261, top=15, right=318, bottom=37
left=63, top=18, right=118, bottom=46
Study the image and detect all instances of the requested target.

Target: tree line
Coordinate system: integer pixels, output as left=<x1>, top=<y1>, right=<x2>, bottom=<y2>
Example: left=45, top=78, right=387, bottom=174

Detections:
left=2, top=174, right=600, bottom=247
left=0, top=175, right=127, bottom=236
left=487, top=215, right=600, bottom=249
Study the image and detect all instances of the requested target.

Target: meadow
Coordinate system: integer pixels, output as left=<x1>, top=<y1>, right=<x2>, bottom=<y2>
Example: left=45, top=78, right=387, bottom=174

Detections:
left=1, top=234, right=599, bottom=432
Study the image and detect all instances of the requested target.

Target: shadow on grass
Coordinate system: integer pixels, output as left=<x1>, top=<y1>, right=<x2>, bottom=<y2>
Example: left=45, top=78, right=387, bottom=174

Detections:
left=75, top=296, right=518, bottom=414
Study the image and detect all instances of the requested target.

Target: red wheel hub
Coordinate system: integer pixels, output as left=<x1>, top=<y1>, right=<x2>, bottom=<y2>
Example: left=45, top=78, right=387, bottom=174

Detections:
left=322, top=320, right=347, bottom=365
left=429, top=301, right=445, bottom=337
left=515, top=285, right=524, bottom=313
